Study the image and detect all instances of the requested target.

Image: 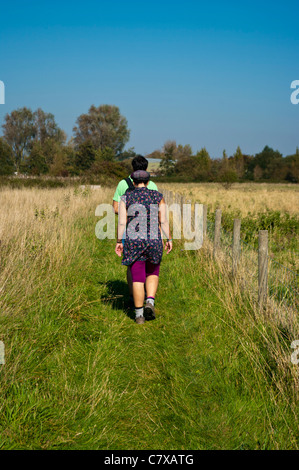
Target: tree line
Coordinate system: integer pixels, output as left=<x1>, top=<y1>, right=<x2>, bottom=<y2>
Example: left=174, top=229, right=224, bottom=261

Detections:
left=0, top=105, right=132, bottom=181
left=0, top=105, right=298, bottom=183
left=154, top=141, right=299, bottom=184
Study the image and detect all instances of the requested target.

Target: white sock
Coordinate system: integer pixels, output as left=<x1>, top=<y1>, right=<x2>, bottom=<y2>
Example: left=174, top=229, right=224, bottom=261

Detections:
left=146, top=297, right=155, bottom=306
left=135, top=307, right=144, bottom=318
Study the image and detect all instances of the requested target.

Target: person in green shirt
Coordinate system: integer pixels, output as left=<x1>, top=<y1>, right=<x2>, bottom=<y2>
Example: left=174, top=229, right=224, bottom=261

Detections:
left=112, top=155, right=158, bottom=214
left=112, top=155, right=159, bottom=307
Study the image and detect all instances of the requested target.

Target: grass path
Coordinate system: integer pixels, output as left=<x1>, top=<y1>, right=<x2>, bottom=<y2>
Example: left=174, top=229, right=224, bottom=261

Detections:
left=0, top=206, right=297, bottom=450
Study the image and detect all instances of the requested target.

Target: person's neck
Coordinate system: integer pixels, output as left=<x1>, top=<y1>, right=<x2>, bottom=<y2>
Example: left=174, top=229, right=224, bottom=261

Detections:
left=135, top=183, right=146, bottom=188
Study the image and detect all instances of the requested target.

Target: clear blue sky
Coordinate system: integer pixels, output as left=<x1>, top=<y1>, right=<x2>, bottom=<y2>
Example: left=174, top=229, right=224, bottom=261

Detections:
left=1, top=0, right=299, bottom=157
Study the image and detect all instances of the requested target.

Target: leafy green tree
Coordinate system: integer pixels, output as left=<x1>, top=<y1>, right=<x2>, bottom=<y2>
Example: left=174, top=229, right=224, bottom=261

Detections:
left=89, top=160, right=128, bottom=180
left=24, top=142, right=48, bottom=175
left=73, top=104, right=130, bottom=156
left=0, top=138, right=15, bottom=175
left=176, top=144, right=193, bottom=160
left=2, top=107, right=36, bottom=171
left=232, top=146, right=245, bottom=178
left=49, top=152, right=68, bottom=177
left=209, top=158, right=222, bottom=181
left=242, top=154, right=255, bottom=180
left=75, top=141, right=96, bottom=172
left=62, top=144, right=77, bottom=176
left=254, top=145, right=283, bottom=179
left=159, top=141, right=176, bottom=176
left=219, top=149, right=238, bottom=186
left=284, top=152, right=299, bottom=183
left=48, top=143, right=73, bottom=177
left=253, top=164, right=263, bottom=181
left=34, top=108, right=66, bottom=146
left=2, top=107, right=65, bottom=171
left=174, top=157, right=200, bottom=180
left=219, top=168, right=238, bottom=188
left=94, top=146, right=115, bottom=162
left=196, top=147, right=211, bottom=168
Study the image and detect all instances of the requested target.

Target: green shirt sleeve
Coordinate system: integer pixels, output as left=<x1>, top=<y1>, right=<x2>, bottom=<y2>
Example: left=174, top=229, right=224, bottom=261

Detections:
left=113, top=179, right=129, bottom=202
left=148, top=181, right=158, bottom=191
left=113, top=178, right=158, bottom=201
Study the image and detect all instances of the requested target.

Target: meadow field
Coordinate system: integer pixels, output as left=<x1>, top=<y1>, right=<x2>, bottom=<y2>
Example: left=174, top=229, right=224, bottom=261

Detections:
left=0, top=182, right=298, bottom=449
left=165, top=182, right=299, bottom=215
left=161, top=182, right=299, bottom=271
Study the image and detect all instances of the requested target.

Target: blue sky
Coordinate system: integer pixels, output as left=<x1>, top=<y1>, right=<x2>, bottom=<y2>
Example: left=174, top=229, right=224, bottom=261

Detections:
left=1, top=0, right=299, bottom=157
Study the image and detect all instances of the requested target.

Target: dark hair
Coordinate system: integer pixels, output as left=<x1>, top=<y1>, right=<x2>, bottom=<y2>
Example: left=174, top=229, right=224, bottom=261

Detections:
left=132, top=155, right=148, bottom=171
left=132, top=176, right=149, bottom=185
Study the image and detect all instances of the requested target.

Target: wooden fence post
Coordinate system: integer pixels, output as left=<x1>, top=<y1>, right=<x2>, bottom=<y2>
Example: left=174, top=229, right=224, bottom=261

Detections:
left=232, top=219, right=241, bottom=277
left=184, top=200, right=191, bottom=231
left=164, top=189, right=168, bottom=203
left=258, top=230, right=268, bottom=308
left=213, top=209, right=222, bottom=258
left=203, top=205, right=207, bottom=241
left=169, top=191, right=173, bottom=205
left=0, top=341, right=4, bottom=365
left=180, top=195, right=184, bottom=211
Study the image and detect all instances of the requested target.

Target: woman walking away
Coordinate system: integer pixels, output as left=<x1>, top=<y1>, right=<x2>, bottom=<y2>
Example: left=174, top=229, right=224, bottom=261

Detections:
left=115, top=170, right=172, bottom=324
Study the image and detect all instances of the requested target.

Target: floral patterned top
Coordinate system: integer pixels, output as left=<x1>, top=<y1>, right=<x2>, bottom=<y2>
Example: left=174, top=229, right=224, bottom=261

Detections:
left=120, top=187, right=164, bottom=266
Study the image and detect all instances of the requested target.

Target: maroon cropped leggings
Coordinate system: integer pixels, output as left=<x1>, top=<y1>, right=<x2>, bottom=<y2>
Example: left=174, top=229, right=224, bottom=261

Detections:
left=130, top=260, right=160, bottom=283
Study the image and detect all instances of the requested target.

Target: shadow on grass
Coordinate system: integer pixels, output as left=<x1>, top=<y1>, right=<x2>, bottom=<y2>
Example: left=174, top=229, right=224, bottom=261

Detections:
left=100, top=279, right=135, bottom=321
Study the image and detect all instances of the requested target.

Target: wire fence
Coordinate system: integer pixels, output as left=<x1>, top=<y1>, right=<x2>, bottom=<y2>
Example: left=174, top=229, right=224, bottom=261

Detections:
left=162, top=187, right=298, bottom=314
left=209, top=217, right=298, bottom=310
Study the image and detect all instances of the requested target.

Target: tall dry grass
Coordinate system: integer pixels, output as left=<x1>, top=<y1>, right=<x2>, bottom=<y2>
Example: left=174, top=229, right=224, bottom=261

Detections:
left=188, top=242, right=299, bottom=448
left=0, top=184, right=298, bottom=449
left=0, top=186, right=113, bottom=319
left=161, top=182, right=299, bottom=216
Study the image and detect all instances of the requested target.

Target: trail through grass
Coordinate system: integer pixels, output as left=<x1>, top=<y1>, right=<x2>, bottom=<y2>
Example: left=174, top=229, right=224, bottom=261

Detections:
left=0, top=191, right=298, bottom=449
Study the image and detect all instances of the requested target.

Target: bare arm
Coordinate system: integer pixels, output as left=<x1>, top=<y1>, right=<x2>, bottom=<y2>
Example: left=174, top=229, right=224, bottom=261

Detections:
left=117, top=199, right=127, bottom=241
left=115, top=199, right=127, bottom=257
left=159, top=198, right=172, bottom=254
left=113, top=200, right=119, bottom=214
